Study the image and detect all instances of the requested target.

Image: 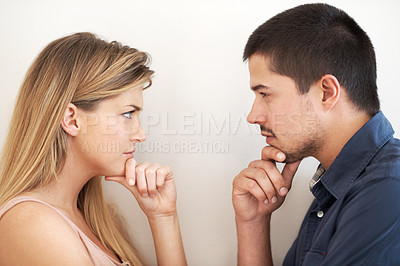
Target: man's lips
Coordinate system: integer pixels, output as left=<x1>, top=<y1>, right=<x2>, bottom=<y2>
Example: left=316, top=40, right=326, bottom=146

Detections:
left=261, top=132, right=274, bottom=138
left=261, top=133, right=271, bottom=137
left=265, top=136, right=275, bottom=144
left=261, top=132, right=275, bottom=144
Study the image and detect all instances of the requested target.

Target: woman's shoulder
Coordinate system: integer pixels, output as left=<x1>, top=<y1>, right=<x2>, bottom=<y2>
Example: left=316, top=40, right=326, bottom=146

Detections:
left=0, top=199, right=73, bottom=231
left=0, top=200, right=94, bottom=265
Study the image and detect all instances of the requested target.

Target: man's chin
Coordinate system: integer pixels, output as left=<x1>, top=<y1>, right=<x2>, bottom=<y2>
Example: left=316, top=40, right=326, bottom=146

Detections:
left=283, top=154, right=308, bottom=164
left=283, top=158, right=301, bottom=164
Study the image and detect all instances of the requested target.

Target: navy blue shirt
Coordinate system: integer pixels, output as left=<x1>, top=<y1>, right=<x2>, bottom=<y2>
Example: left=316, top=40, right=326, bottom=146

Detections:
left=283, top=111, right=400, bottom=265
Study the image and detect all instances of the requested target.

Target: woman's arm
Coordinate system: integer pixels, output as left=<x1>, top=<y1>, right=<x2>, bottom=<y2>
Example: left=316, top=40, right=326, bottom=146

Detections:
left=105, top=158, right=187, bottom=266
left=148, top=213, right=186, bottom=266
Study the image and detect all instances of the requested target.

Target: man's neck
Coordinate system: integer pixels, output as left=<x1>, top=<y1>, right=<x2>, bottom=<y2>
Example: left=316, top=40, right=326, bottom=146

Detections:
left=316, top=111, right=372, bottom=170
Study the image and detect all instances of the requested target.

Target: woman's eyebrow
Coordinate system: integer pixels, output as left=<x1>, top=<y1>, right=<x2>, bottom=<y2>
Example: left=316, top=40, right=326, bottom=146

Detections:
left=125, top=104, right=143, bottom=111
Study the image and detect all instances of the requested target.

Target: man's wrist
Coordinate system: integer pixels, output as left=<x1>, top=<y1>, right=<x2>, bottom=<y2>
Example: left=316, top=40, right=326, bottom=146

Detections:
left=236, top=213, right=273, bottom=266
left=235, top=213, right=271, bottom=226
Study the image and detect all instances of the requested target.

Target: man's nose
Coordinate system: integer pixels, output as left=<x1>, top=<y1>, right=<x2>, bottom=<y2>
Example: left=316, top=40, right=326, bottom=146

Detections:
left=247, top=100, right=267, bottom=124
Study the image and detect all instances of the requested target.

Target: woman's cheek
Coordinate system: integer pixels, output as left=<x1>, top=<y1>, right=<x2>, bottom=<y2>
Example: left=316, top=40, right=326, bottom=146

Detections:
left=100, top=155, right=127, bottom=177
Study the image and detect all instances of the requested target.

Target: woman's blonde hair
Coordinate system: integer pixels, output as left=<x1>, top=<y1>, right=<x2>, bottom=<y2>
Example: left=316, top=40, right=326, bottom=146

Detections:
left=0, top=32, right=154, bottom=265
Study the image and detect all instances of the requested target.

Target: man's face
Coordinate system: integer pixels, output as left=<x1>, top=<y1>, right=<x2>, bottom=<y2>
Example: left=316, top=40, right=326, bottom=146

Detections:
left=247, top=54, right=323, bottom=163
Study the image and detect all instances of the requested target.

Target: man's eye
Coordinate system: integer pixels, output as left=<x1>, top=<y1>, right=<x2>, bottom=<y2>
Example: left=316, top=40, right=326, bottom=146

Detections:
left=122, top=111, right=135, bottom=119
left=259, top=92, right=269, bottom=98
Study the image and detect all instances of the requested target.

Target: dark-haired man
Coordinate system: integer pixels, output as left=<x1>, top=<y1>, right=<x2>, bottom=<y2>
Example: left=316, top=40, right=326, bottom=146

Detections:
left=232, top=3, right=400, bottom=265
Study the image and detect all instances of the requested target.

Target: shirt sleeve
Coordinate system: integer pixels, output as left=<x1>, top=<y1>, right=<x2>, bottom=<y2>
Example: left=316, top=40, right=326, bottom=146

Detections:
left=320, top=177, right=400, bottom=266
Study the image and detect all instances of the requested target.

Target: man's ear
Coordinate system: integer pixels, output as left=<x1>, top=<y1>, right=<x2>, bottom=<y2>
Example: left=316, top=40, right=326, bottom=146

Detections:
left=61, top=103, right=80, bottom=136
left=319, top=74, right=341, bottom=111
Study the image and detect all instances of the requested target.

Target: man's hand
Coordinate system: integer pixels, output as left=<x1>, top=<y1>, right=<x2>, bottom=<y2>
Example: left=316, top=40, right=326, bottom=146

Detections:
left=232, top=146, right=301, bottom=222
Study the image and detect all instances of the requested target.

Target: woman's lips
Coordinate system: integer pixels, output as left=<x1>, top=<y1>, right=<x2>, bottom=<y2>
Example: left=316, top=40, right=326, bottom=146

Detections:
left=123, top=149, right=135, bottom=158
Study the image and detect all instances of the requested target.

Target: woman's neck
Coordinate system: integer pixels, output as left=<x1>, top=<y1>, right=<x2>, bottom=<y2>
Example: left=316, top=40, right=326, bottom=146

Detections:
left=24, top=149, right=94, bottom=215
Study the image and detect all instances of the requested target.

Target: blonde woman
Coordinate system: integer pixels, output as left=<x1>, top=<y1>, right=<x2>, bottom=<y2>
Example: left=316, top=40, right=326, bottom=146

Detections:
left=0, top=32, right=186, bottom=266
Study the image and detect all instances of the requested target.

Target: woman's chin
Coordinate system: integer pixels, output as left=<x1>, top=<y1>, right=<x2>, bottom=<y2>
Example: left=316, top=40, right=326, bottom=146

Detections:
left=101, top=168, right=125, bottom=178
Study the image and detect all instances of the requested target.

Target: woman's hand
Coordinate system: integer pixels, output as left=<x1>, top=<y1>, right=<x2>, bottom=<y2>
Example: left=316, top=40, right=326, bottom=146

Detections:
left=105, top=159, right=187, bottom=265
left=105, top=158, right=177, bottom=220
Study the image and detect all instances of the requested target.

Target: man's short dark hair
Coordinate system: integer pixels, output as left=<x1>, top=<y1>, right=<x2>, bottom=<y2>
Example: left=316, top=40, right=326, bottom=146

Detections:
left=244, top=3, right=380, bottom=115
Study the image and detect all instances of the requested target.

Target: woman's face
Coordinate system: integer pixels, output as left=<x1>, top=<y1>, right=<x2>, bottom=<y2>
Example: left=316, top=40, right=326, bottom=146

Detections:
left=75, top=87, right=146, bottom=177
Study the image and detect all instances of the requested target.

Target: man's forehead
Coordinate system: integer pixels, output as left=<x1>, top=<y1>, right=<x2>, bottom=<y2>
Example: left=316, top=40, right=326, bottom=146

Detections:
left=249, top=54, right=273, bottom=67
left=248, top=54, right=274, bottom=86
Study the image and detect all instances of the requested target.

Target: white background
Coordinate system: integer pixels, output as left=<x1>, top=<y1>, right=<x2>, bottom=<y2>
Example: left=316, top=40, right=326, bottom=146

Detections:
left=0, top=0, right=399, bottom=265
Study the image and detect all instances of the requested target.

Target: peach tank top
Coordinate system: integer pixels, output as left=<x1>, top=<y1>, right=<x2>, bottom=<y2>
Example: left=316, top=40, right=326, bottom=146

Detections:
left=0, top=196, right=130, bottom=266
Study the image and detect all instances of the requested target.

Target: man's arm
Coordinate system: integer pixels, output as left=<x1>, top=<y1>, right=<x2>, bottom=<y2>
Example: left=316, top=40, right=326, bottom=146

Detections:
left=232, top=146, right=301, bottom=265
left=236, top=214, right=272, bottom=265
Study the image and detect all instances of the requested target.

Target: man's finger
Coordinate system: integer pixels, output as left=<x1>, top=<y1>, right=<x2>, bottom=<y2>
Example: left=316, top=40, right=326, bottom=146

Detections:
left=241, top=168, right=278, bottom=202
left=233, top=176, right=268, bottom=203
left=281, top=160, right=301, bottom=185
left=248, top=160, right=288, bottom=196
left=261, top=146, right=286, bottom=162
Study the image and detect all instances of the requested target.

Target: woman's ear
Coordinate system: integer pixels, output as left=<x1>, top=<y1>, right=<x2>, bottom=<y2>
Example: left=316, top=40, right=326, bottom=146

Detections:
left=320, top=74, right=341, bottom=111
left=61, top=103, right=80, bottom=136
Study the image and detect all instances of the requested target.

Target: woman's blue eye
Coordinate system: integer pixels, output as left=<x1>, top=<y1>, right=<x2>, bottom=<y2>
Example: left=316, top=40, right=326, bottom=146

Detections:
left=123, top=111, right=135, bottom=119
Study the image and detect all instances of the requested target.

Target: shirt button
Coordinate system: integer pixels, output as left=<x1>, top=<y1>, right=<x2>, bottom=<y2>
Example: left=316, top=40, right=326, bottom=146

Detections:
left=317, top=210, right=324, bottom=218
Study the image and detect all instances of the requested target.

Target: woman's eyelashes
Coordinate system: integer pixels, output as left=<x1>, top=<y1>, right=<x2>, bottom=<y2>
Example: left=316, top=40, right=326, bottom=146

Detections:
left=122, top=110, right=136, bottom=119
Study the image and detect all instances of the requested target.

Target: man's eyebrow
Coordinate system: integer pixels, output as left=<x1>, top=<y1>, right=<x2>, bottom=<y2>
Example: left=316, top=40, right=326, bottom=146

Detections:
left=251, top=84, right=270, bottom=91
left=125, top=104, right=143, bottom=111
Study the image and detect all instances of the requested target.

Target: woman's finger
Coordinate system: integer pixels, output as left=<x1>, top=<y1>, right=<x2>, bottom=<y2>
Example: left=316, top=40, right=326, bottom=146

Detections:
left=156, top=165, right=171, bottom=188
left=104, top=176, right=126, bottom=185
left=145, top=163, right=161, bottom=197
left=136, top=161, right=151, bottom=197
left=126, top=158, right=137, bottom=186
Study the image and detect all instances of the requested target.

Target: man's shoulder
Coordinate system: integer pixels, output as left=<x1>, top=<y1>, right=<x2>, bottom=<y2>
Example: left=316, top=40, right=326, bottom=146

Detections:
left=346, top=138, right=400, bottom=210
left=365, top=136, right=400, bottom=178
left=378, top=136, right=400, bottom=158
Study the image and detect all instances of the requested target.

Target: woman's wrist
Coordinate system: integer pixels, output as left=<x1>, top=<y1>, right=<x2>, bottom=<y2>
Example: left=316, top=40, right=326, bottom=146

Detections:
left=148, top=211, right=179, bottom=226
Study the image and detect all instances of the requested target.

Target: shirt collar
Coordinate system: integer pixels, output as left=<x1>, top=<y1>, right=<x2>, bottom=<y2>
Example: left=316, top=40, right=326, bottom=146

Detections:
left=309, top=164, right=325, bottom=191
left=314, top=111, right=394, bottom=200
